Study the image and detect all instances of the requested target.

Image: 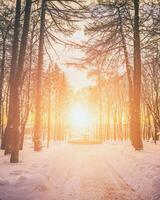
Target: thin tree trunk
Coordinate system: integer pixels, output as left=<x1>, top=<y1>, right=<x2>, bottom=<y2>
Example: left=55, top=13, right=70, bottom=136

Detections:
left=0, top=37, right=6, bottom=142
left=132, top=0, right=143, bottom=150
left=47, top=66, right=51, bottom=147
left=20, top=25, right=34, bottom=151
left=47, top=91, right=51, bottom=147
left=97, top=63, right=103, bottom=141
left=118, top=8, right=135, bottom=147
left=34, top=0, right=46, bottom=151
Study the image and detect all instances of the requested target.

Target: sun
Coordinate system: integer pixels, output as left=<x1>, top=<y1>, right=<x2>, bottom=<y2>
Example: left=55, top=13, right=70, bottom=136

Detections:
left=70, top=104, right=90, bottom=127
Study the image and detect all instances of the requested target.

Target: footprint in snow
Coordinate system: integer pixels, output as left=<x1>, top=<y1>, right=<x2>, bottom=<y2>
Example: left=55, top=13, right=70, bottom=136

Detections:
left=34, top=184, right=48, bottom=192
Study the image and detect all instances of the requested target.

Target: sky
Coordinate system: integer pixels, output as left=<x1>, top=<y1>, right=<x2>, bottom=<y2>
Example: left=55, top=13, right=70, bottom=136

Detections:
left=54, top=28, right=93, bottom=91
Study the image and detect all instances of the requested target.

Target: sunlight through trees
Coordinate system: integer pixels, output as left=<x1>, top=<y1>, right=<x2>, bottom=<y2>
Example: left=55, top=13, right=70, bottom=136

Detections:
left=0, top=0, right=159, bottom=163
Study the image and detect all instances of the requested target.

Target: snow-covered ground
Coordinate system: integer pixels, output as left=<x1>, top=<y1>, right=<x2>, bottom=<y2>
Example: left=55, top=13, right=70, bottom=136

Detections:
left=0, top=141, right=160, bottom=200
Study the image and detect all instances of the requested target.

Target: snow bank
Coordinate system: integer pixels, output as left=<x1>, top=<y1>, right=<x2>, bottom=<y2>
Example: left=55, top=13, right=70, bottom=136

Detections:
left=0, top=141, right=52, bottom=200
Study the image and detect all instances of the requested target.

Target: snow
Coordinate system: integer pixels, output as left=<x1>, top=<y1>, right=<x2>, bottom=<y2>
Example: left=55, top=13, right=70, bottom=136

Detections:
left=0, top=141, right=160, bottom=200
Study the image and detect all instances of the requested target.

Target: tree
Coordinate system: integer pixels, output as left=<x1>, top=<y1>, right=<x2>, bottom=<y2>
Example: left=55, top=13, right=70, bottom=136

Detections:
left=34, top=0, right=46, bottom=151
left=2, top=0, right=21, bottom=154
left=10, top=0, right=32, bottom=162
left=34, top=0, right=84, bottom=150
left=132, top=0, right=143, bottom=150
left=76, top=0, right=144, bottom=149
left=0, top=2, right=14, bottom=142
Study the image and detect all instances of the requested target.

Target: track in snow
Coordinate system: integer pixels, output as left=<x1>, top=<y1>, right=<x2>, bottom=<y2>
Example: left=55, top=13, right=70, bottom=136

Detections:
left=47, top=144, right=142, bottom=200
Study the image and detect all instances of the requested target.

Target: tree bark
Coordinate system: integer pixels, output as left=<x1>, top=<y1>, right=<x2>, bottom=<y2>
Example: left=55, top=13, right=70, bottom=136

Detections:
left=2, top=0, right=21, bottom=153
left=132, top=0, right=143, bottom=150
left=34, top=0, right=46, bottom=151
left=118, top=7, right=135, bottom=146
left=10, top=0, right=32, bottom=163
left=0, top=36, right=6, bottom=143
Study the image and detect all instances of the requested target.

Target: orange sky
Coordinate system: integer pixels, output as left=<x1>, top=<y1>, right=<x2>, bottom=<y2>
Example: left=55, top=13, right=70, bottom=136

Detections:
left=55, top=28, right=93, bottom=91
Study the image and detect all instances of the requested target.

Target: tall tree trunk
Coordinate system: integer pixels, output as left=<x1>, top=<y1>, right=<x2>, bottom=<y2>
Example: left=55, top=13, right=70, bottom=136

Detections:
left=0, top=36, right=6, bottom=142
left=97, top=62, right=103, bottom=141
left=34, top=0, right=46, bottom=151
left=2, top=0, right=21, bottom=153
left=47, top=91, right=51, bottom=147
left=20, top=24, right=34, bottom=150
left=118, top=8, right=135, bottom=146
left=47, top=66, right=51, bottom=147
left=10, top=0, right=32, bottom=163
left=132, top=0, right=143, bottom=150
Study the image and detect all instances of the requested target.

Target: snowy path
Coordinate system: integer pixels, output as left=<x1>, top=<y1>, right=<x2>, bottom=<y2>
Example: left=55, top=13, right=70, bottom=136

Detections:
left=0, top=142, right=160, bottom=200
left=47, top=144, right=141, bottom=200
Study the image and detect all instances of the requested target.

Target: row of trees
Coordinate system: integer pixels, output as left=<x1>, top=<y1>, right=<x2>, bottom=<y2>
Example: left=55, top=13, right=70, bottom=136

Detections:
left=0, top=0, right=83, bottom=163
left=74, top=0, right=159, bottom=149
left=0, top=0, right=159, bottom=163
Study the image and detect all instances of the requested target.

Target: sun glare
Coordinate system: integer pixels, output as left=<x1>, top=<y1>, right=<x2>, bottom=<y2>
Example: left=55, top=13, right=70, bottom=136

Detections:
left=70, top=104, right=90, bottom=127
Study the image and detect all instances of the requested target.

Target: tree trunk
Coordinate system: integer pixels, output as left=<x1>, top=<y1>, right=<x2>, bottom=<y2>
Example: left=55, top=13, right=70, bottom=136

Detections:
left=10, top=0, right=32, bottom=163
left=132, top=0, right=143, bottom=150
left=2, top=0, right=21, bottom=153
left=34, top=0, right=46, bottom=151
left=0, top=37, right=6, bottom=143
left=47, top=66, right=51, bottom=147
left=20, top=25, right=34, bottom=151
left=118, top=8, right=135, bottom=147
left=47, top=92, right=51, bottom=147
